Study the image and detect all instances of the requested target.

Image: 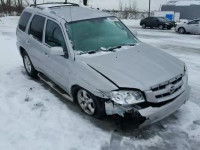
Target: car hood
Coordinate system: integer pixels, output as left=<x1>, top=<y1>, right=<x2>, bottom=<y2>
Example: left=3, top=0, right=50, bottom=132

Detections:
left=78, top=43, right=184, bottom=90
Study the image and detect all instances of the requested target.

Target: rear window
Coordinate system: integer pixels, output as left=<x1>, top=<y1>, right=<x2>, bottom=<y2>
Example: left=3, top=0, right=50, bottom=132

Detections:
left=29, top=15, right=45, bottom=42
left=18, top=12, right=32, bottom=32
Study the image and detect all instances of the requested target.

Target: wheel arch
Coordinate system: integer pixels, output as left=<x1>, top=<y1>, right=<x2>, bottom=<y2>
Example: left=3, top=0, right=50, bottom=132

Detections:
left=71, top=84, right=82, bottom=103
left=178, top=27, right=186, bottom=31
left=70, top=84, right=109, bottom=103
left=19, top=46, right=26, bottom=57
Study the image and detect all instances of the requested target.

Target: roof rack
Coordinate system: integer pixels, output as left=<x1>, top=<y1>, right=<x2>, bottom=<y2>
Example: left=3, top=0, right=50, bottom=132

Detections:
left=30, top=2, right=79, bottom=8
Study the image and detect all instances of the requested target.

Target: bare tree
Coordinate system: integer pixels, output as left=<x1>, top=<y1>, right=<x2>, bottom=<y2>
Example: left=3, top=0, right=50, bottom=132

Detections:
left=118, top=0, right=123, bottom=11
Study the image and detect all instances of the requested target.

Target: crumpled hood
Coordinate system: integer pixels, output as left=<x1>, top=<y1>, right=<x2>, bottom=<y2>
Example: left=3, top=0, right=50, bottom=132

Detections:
left=78, top=43, right=184, bottom=90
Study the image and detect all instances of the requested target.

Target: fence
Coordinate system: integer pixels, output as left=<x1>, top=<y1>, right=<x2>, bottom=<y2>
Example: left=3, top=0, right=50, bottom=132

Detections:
left=103, top=10, right=149, bottom=19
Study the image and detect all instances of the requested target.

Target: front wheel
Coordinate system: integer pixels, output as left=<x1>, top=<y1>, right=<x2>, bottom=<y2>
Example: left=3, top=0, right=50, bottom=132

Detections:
left=77, top=89, right=106, bottom=118
left=178, top=27, right=186, bottom=34
left=22, top=51, right=38, bottom=78
left=142, top=23, right=146, bottom=29
left=159, top=25, right=164, bottom=30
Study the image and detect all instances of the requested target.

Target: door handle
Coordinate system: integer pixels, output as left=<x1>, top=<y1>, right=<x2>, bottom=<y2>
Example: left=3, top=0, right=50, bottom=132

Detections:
left=26, top=40, right=30, bottom=44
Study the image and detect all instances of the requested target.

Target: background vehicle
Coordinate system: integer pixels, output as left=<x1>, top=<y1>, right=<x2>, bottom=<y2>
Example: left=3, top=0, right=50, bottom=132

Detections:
left=16, top=3, right=190, bottom=126
left=161, top=17, right=176, bottom=27
left=140, top=17, right=175, bottom=30
left=176, top=19, right=200, bottom=34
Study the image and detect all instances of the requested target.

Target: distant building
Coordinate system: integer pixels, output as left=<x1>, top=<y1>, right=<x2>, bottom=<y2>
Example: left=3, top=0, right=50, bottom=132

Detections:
left=161, top=0, right=200, bottom=20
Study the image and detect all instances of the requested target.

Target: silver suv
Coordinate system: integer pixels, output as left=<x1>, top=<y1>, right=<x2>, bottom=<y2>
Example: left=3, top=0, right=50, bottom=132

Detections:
left=16, top=3, right=190, bottom=126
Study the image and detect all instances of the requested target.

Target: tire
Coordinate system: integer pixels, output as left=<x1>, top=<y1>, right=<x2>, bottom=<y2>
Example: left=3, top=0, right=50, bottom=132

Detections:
left=178, top=27, right=186, bottom=34
left=22, top=51, right=38, bottom=78
left=159, top=25, right=164, bottom=30
left=76, top=88, right=106, bottom=119
left=142, top=23, right=146, bottom=29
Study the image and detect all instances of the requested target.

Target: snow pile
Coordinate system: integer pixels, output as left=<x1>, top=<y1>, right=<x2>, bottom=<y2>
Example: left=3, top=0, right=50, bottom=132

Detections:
left=121, top=19, right=141, bottom=28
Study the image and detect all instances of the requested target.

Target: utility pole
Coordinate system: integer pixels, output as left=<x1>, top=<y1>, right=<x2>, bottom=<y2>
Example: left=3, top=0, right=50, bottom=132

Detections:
left=149, top=0, right=151, bottom=17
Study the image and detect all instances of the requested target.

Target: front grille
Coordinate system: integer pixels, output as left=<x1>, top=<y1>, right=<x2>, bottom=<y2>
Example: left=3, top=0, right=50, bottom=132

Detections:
left=151, top=74, right=183, bottom=99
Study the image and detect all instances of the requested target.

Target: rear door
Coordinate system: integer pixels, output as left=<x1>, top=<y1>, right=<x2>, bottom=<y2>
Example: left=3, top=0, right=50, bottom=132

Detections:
left=145, top=17, right=152, bottom=27
left=27, top=15, right=47, bottom=72
left=151, top=17, right=159, bottom=27
left=17, top=11, right=32, bottom=57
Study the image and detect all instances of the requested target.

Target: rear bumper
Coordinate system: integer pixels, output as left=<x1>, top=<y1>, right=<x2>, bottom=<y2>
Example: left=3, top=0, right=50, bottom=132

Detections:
left=105, top=85, right=190, bottom=126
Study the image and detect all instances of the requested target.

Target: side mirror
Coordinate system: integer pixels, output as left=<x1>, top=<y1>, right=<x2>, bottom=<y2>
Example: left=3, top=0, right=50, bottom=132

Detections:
left=49, top=47, right=64, bottom=56
left=132, top=30, right=138, bottom=37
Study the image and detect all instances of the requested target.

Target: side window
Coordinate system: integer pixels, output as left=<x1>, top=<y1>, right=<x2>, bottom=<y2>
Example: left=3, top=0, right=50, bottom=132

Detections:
left=152, top=18, right=157, bottom=21
left=18, top=12, right=32, bottom=32
left=189, top=20, right=199, bottom=24
left=45, top=20, right=67, bottom=51
left=29, top=15, right=45, bottom=42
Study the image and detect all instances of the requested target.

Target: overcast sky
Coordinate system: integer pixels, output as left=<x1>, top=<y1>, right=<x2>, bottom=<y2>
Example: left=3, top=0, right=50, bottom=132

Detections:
left=70, top=0, right=170, bottom=11
left=39, top=0, right=170, bottom=11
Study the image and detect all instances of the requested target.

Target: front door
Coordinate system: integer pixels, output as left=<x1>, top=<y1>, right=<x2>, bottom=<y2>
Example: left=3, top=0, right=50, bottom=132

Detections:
left=186, top=20, right=200, bottom=34
left=43, top=19, right=71, bottom=93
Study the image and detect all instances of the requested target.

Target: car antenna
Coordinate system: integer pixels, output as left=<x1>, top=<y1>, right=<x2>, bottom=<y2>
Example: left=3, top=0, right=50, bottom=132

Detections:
left=34, top=0, right=36, bottom=7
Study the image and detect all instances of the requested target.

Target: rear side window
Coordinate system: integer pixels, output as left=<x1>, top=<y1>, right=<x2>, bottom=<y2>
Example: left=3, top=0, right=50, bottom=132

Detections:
left=45, top=20, right=67, bottom=51
left=189, top=20, right=200, bottom=24
left=29, top=15, right=45, bottom=42
left=18, top=12, right=32, bottom=32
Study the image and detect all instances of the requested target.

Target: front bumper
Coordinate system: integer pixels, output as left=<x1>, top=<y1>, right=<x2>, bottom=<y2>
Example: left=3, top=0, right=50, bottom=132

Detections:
left=164, top=24, right=174, bottom=28
left=105, top=85, right=190, bottom=127
left=139, top=85, right=190, bottom=127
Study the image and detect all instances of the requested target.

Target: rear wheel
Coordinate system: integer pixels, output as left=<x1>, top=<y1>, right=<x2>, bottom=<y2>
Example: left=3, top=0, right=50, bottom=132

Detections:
left=178, top=27, right=186, bottom=34
left=22, top=51, right=38, bottom=78
left=77, top=89, right=105, bottom=118
left=159, top=25, right=164, bottom=30
left=142, top=23, right=146, bottom=29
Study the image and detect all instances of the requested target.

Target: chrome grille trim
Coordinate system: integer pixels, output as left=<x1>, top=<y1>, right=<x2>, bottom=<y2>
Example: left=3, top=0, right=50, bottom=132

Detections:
left=151, top=74, right=183, bottom=92
left=145, top=74, right=186, bottom=103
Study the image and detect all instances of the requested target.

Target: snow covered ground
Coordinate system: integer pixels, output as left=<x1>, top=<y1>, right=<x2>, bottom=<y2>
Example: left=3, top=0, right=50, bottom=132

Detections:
left=0, top=16, right=200, bottom=150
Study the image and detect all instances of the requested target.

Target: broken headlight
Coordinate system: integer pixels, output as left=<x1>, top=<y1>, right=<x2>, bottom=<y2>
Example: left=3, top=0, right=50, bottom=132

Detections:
left=110, top=90, right=145, bottom=105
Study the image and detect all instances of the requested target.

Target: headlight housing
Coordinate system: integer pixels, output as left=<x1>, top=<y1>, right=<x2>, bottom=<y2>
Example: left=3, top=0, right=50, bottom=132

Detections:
left=165, top=23, right=169, bottom=25
left=110, top=90, right=145, bottom=105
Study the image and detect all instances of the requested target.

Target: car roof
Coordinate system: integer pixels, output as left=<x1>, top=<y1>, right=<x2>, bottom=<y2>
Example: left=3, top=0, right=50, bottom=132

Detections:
left=26, top=4, right=113, bottom=22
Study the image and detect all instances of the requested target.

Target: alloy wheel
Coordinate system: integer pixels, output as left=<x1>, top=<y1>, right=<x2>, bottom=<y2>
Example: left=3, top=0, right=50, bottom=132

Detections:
left=159, top=25, right=164, bottom=30
left=24, top=55, right=32, bottom=73
left=77, top=89, right=95, bottom=115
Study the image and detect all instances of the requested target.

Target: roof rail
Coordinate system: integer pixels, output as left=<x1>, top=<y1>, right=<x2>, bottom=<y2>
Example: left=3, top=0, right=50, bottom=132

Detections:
left=30, top=2, right=79, bottom=7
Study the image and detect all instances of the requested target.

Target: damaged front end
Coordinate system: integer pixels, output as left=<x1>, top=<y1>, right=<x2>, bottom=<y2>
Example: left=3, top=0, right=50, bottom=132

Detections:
left=105, top=74, right=190, bottom=127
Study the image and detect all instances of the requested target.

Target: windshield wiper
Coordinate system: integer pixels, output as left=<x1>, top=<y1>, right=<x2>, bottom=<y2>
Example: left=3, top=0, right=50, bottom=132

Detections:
left=107, top=43, right=136, bottom=51
left=86, top=47, right=109, bottom=54
left=78, top=44, right=136, bottom=55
